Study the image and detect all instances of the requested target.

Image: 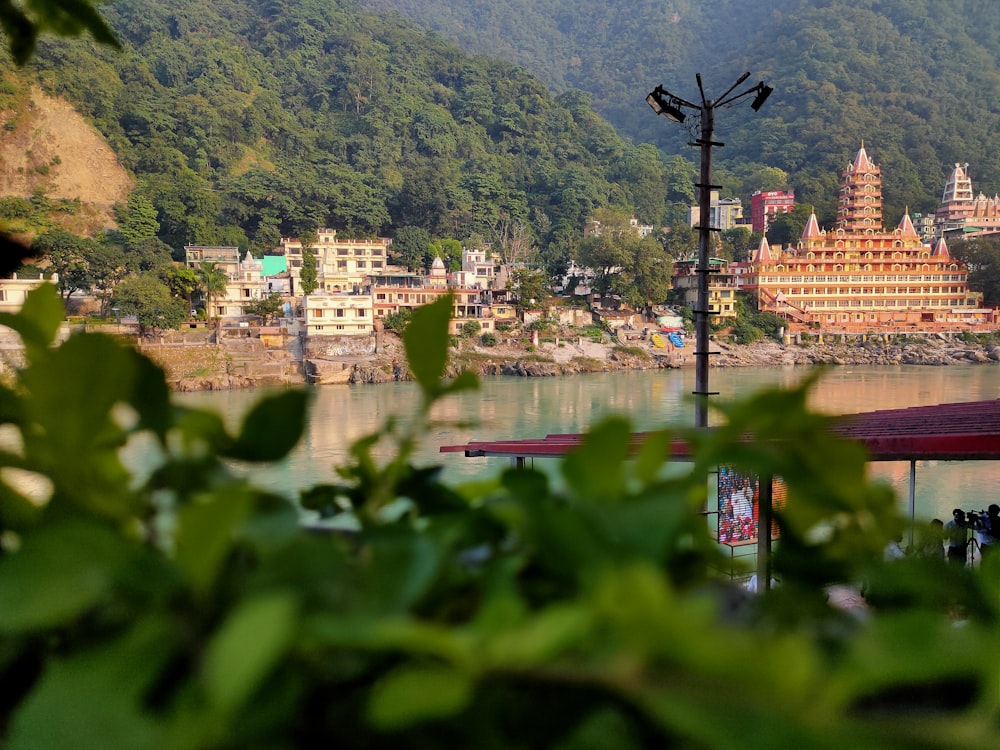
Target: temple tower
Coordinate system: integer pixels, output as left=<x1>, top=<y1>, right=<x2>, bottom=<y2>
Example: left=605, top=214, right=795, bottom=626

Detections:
left=835, top=142, right=883, bottom=232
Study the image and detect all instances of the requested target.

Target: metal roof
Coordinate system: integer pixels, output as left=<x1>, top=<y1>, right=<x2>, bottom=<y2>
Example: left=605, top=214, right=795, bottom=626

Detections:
left=440, top=399, right=1000, bottom=463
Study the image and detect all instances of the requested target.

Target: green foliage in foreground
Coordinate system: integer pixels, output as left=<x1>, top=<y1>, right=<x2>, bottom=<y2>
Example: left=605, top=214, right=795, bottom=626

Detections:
left=0, top=287, right=998, bottom=749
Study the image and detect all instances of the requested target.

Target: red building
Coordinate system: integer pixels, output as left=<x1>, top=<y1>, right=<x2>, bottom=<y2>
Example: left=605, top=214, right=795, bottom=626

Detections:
left=750, top=190, right=795, bottom=233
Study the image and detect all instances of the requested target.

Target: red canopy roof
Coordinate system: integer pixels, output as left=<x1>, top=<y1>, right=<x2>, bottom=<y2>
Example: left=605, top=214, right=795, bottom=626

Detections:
left=440, top=399, right=1000, bottom=463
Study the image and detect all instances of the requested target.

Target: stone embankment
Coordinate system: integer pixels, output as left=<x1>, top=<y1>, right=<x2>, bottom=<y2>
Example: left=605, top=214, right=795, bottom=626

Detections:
left=712, top=338, right=1000, bottom=368
left=130, top=329, right=1000, bottom=391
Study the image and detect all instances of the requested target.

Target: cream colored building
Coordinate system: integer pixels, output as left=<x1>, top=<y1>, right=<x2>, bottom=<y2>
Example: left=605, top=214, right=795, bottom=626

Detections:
left=0, top=274, right=57, bottom=314
left=301, top=293, right=375, bottom=336
left=280, top=230, right=392, bottom=293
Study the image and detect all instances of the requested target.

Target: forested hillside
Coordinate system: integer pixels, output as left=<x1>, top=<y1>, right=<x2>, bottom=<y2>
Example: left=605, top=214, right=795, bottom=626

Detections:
left=371, top=0, right=1000, bottom=222
left=3, top=0, right=681, bottom=268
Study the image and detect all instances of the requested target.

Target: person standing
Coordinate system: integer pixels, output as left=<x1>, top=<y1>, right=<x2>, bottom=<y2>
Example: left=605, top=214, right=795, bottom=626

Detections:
left=979, top=504, right=1000, bottom=558
left=944, top=508, right=970, bottom=565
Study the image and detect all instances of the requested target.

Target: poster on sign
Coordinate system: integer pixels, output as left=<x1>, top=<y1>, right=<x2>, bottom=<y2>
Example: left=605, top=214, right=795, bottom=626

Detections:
left=716, top=467, right=787, bottom=544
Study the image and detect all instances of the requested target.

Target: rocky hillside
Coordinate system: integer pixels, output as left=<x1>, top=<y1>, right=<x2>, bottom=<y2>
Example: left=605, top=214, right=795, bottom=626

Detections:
left=0, top=78, right=132, bottom=236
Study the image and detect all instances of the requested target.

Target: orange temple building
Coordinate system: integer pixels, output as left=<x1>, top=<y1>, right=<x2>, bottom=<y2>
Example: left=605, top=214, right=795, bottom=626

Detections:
left=749, top=143, right=996, bottom=333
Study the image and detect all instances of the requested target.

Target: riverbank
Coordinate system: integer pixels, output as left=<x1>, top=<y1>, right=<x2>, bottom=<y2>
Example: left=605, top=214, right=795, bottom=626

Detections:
left=139, top=329, right=1000, bottom=391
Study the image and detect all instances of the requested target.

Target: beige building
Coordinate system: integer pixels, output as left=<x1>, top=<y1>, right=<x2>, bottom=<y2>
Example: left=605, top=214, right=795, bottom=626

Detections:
left=671, top=257, right=741, bottom=322
left=0, top=274, right=57, bottom=315
left=301, top=293, right=374, bottom=337
left=280, top=230, right=392, bottom=293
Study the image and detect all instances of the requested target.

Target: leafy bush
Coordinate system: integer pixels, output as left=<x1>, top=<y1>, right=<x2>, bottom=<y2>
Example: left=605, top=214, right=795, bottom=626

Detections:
left=0, top=288, right=997, bottom=749
left=382, top=308, right=412, bottom=332
left=459, top=319, right=481, bottom=338
left=495, top=320, right=514, bottom=332
left=479, top=331, right=497, bottom=346
left=731, top=318, right=765, bottom=344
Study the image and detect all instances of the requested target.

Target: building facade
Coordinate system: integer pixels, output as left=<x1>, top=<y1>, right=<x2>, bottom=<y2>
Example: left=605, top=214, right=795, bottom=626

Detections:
left=749, top=144, right=993, bottom=331
left=750, top=190, right=795, bottom=234
left=672, top=257, right=742, bottom=322
left=688, top=191, right=745, bottom=231
left=934, top=163, right=1000, bottom=240
left=279, top=230, right=392, bottom=293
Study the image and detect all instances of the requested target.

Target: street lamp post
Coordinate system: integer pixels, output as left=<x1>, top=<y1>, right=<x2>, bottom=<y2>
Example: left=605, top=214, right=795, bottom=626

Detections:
left=647, top=72, right=772, bottom=429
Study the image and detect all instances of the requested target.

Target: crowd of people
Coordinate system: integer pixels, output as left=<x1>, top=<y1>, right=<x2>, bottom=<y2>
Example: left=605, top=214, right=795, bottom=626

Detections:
left=941, top=504, right=1000, bottom=565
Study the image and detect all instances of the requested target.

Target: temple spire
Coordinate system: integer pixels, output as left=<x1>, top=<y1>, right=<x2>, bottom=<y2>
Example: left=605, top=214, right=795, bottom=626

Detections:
left=932, top=236, right=951, bottom=260
left=802, top=212, right=823, bottom=239
left=753, top=235, right=773, bottom=263
left=896, top=208, right=918, bottom=238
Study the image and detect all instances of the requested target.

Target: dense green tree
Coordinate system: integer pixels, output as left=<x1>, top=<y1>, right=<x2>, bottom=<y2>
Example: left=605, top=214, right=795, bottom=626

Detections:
left=575, top=233, right=628, bottom=296
left=621, top=236, right=673, bottom=308
left=767, top=204, right=814, bottom=249
left=113, top=271, right=187, bottom=335
left=299, top=247, right=318, bottom=295
left=659, top=222, right=698, bottom=262
left=243, top=292, right=284, bottom=322
left=32, top=228, right=93, bottom=301
left=392, top=226, right=431, bottom=272
left=949, top=236, right=1000, bottom=306
left=162, top=265, right=200, bottom=313
left=510, top=267, right=550, bottom=308
left=117, top=193, right=160, bottom=247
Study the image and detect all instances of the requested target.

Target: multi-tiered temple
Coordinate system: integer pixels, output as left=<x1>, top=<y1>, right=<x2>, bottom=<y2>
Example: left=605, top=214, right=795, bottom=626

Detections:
left=749, top=144, right=994, bottom=332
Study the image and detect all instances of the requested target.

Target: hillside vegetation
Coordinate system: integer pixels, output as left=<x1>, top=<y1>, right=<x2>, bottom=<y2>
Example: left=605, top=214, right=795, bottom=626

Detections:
left=371, top=0, right=1000, bottom=223
left=2, top=0, right=676, bottom=270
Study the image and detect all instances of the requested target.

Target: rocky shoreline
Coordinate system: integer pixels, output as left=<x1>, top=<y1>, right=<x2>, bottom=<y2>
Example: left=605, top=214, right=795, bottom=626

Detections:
left=712, top=337, right=1000, bottom=368
left=140, top=333, right=1000, bottom=391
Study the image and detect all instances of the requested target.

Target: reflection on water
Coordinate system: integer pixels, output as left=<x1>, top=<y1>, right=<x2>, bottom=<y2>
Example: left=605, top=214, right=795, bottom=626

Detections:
left=173, top=364, right=1000, bottom=521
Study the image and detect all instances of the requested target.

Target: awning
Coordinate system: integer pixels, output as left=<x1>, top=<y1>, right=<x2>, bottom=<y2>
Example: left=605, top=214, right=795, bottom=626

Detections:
left=440, top=399, right=1000, bottom=463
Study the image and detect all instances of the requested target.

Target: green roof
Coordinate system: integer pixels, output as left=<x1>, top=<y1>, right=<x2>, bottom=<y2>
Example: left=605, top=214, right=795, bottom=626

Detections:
left=261, top=256, right=287, bottom=276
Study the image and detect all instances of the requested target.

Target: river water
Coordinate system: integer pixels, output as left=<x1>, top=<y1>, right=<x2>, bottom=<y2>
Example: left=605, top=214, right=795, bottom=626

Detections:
left=176, top=364, right=1000, bottom=522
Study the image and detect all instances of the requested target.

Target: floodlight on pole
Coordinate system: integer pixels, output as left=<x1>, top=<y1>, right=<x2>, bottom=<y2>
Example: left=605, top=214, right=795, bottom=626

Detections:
left=646, top=72, right=772, bottom=430
left=646, top=86, right=688, bottom=123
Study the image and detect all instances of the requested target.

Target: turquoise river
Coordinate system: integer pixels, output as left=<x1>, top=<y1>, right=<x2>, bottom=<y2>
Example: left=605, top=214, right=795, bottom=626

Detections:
left=173, top=363, right=1000, bottom=523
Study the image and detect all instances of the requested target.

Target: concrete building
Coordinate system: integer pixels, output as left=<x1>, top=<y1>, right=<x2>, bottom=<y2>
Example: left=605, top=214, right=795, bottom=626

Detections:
left=750, top=190, right=795, bottom=233
left=301, top=292, right=374, bottom=337
left=279, top=230, right=392, bottom=293
left=672, top=257, right=742, bottom=322
left=934, top=163, right=1000, bottom=240
left=688, top=191, right=744, bottom=231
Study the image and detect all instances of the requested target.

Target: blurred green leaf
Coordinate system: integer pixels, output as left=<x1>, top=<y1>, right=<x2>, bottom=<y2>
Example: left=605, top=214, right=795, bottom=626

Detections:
left=174, top=487, right=252, bottom=594
left=403, top=294, right=453, bottom=399
left=561, top=417, right=632, bottom=503
left=6, top=618, right=169, bottom=750
left=0, top=522, right=129, bottom=632
left=367, top=664, right=473, bottom=729
left=0, top=284, right=63, bottom=362
left=224, top=390, right=309, bottom=462
left=202, top=592, right=299, bottom=713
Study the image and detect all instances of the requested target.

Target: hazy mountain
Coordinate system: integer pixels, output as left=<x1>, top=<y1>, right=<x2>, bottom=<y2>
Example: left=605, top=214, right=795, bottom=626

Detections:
left=367, top=0, right=1000, bottom=220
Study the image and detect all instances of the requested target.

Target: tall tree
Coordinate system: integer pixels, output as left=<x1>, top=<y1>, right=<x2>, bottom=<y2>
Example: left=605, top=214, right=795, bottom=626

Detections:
left=32, top=228, right=93, bottom=301
left=299, top=247, right=318, bottom=295
left=197, top=260, right=228, bottom=321
left=118, top=194, right=160, bottom=248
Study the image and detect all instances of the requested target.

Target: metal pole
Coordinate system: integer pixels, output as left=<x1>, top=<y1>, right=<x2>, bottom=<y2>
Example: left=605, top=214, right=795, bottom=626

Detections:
left=756, top=474, right=773, bottom=591
left=694, top=102, right=720, bottom=428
